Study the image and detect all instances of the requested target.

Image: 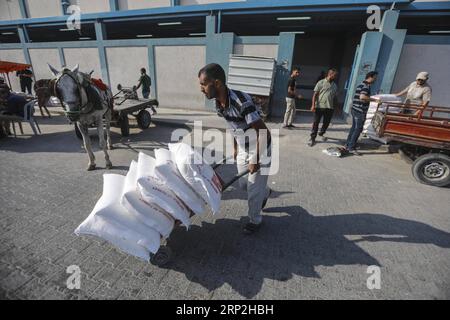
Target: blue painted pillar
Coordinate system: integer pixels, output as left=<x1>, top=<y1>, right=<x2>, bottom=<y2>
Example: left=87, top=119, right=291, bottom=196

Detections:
left=342, top=31, right=383, bottom=114
left=271, top=32, right=296, bottom=117
left=171, top=0, right=180, bottom=6
left=61, top=0, right=68, bottom=15
left=375, top=10, right=407, bottom=94
left=18, top=0, right=28, bottom=18
left=94, top=21, right=110, bottom=85
left=58, top=47, right=66, bottom=68
left=147, top=44, right=157, bottom=100
left=109, top=0, right=119, bottom=11
left=342, top=10, right=406, bottom=116
left=17, top=26, right=34, bottom=81
left=204, top=14, right=235, bottom=110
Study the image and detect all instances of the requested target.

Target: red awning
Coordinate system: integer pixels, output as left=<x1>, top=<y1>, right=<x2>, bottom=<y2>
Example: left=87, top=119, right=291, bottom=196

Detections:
left=0, top=60, right=31, bottom=73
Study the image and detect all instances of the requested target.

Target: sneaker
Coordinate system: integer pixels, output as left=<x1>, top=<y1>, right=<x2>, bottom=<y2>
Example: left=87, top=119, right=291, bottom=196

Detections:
left=308, top=138, right=316, bottom=147
left=348, top=149, right=362, bottom=156
left=282, top=125, right=289, bottom=129
left=262, top=188, right=272, bottom=210
left=243, top=222, right=262, bottom=235
left=288, top=124, right=296, bottom=128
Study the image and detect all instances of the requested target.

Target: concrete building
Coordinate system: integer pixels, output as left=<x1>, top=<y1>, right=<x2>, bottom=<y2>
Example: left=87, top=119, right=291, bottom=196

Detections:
left=0, top=0, right=449, bottom=117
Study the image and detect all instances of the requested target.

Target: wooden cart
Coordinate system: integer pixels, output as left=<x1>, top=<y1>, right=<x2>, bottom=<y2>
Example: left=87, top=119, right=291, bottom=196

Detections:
left=372, top=102, right=450, bottom=187
left=74, top=84, right=159, bottom=138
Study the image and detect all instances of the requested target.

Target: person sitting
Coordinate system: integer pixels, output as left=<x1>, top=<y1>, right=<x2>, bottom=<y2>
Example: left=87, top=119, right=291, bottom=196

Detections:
left=0, top=84, right=27, bottom=118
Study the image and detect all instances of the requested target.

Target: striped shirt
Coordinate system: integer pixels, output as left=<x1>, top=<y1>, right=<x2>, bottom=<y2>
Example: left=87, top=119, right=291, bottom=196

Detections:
left=215, top=88, right=261, bottom=132
left=216, top=88, right=262, bottom=150
left=352, top=81, right=371, bottom=113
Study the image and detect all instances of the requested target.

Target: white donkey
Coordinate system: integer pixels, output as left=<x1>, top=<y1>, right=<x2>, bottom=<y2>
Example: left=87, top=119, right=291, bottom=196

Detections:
left=49, top=64, right=113, bottom=171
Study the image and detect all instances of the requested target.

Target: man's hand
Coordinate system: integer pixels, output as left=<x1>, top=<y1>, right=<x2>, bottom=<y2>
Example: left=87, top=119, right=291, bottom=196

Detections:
left=248, top=163, right=260, bottom=174
left=310, top=105, right=316, bottom=112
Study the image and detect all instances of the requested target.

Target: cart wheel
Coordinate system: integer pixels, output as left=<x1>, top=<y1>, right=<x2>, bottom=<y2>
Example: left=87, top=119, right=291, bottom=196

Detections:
left=74, top=123, right=83, bottom=140
left=150, top=246, right=172, bottom=266
left=412, top=153, right=450, bottom=187
left=120, top=115, right=130, bottom=136
left=137, top=110, right=151, bottom=129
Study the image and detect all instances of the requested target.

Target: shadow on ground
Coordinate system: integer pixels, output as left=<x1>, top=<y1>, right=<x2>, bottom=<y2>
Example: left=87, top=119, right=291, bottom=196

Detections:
left=164, top=206, right=450, bottom=298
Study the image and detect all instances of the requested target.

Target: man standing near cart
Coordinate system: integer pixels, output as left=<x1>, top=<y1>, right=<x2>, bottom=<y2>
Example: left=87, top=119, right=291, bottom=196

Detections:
left=198, top=63, right=272, bottom=234
left=136, top=67, right=157, bottom=114
left=16, top=67, right=33, bottom=95
left=343, top=71, right=378, bottom=155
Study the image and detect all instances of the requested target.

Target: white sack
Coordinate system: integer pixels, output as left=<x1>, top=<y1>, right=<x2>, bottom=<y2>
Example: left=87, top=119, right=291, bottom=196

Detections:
left=168, top=143, right=222, bottom=215
left=121, top=160, right=175, bottom=238
left=74, top=174, right=161, bottom=260
left=154, top=148, right=206, bottom=215
left=364, top=94, right=402, bottom=143
left=136, top=152, right=191, bottom=228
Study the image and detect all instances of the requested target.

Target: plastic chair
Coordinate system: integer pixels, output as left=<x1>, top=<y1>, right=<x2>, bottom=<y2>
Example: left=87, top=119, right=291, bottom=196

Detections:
left=11, top=100, right=41, bottom=136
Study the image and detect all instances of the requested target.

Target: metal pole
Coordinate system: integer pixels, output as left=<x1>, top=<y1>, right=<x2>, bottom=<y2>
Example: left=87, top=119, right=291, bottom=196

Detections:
left=6, top=73, right=12, bottom=89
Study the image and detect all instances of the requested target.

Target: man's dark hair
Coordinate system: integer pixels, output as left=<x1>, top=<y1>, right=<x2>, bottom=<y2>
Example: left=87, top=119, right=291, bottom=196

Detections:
left=141, top=68, right=146, bottom=73
left=292, top=65, right=300, bottom=72
left=198, top=63, right=226, bottom=84
left=365, top=71, right=378, bottom=79
left=328, top=67, right=338, bottom=73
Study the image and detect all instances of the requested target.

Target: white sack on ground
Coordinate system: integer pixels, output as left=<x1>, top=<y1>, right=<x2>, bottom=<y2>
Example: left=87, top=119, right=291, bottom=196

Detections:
left=154, top=148, right=206, bottom=215
left=74, top=174, right=161, bottom=260
left=136, top=152, right=191, bottom=228
left=121, top=159, right=175, bottom=238
left=169, top=143, right=222, bottom=215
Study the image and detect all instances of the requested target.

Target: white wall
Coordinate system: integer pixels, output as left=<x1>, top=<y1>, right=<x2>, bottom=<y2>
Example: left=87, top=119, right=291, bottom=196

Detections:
left=233, top=44, right=278, bottom=59
left=0, top=49, right=26, bottom=92
left=181, top=0, right=246, bottom=5
left=26, top=0, right=61, bottom=18
left=155, top=45, right=206, bottom=109
left=69, top=0, right=110, bottom=13
left=106, top=46, right=149, bottom=97
left=392, top=43, right=450, bottom=107
left=63, top=48, right=102, bottom=79
left=120, top=0, right=171, bottom=10
left=29, top=48, right=62, bottom=80
left=0, top=0, right=22, bottom=21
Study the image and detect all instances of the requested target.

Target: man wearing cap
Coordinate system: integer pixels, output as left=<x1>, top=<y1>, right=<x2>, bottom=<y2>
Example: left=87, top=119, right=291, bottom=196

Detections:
left=395, top=72, right=432, bottom=114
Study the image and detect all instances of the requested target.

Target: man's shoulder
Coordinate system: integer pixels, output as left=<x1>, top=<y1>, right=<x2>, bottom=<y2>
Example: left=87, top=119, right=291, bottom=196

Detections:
left=230, top=88, right=252, bottom=103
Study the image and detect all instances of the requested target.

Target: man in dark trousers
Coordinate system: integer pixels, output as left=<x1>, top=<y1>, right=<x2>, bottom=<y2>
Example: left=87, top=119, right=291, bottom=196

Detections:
left=344, top=71, right=378, bottom=155
left=198, top=63, right=272, bottom=234
left=16, top=68, right=33, bottom=95
left=308, top=68, right=338, bottom=146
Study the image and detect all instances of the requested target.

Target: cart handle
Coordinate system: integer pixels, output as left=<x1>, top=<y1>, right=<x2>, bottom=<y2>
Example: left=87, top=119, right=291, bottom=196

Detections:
left=220, top=169, right=250, bottom=191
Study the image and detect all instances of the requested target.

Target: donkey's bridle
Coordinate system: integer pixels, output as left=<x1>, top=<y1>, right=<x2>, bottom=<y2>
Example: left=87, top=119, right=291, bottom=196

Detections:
left=52, top=70, right=93, bottom=119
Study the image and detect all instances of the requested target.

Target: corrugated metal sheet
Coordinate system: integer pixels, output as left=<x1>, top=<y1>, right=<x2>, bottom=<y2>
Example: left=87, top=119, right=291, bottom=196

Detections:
left=227, top=55, right=276, bottom=96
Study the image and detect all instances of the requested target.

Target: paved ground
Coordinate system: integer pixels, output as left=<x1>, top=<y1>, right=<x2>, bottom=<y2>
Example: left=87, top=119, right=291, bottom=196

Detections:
left=0, top=108, right=449, bottom=300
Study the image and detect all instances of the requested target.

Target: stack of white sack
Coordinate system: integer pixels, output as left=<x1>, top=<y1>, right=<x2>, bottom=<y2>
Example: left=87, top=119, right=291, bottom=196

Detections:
left=74, top=171, right=161, bottom=261
left=364, top=94, right=402, bottom=144
left=75, top=143, right=222, bottom=261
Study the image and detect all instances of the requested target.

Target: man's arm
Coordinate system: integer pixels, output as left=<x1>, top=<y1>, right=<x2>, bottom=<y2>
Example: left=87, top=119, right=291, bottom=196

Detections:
left=135, top=77, right=142, bottom=90
left=311, top=91, right=319, bottom=111
left=248, top=119, right=271, bottom=173
left=395, top=86, right=409, bottom=97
